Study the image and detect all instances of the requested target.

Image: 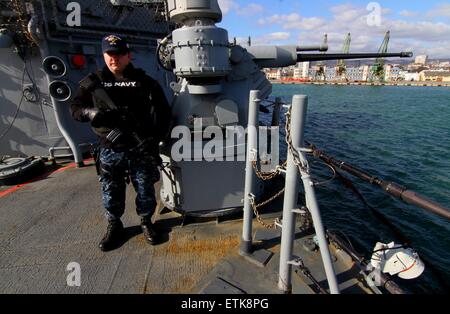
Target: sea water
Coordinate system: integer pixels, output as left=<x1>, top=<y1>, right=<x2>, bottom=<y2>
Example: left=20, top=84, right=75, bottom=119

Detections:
left=267, top=84, right=450, bottom=293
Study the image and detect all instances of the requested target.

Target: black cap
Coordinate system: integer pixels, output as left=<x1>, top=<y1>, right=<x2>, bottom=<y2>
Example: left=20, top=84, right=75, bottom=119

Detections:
left=102, top=35, right=130, bottom=54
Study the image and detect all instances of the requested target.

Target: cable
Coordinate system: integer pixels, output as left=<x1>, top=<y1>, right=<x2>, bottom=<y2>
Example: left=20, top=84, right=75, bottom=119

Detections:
left=0, top=51, right=45, bottom=140
left=328, top=228, right=364, bottom=257
left=372, top=245, right=409, bottom=254
left=310, top=160, right=337, bottom=187
left=25, top=58, right=36, bottom=85
left=0, top=94, right=25, bottom=141
left=26, top=57, right=44, bottom=104
left=0, top=64, right=27, bottom=141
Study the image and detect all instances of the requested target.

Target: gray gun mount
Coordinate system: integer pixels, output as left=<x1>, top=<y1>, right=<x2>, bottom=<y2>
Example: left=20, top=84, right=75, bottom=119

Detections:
left=159, top=0, right=413, bottom=216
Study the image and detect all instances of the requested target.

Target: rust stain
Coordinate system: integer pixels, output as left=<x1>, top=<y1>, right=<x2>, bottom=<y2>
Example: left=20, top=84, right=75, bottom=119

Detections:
left=163, top=235, right=240, bottom=293
left=136, top=235, right=146, bottom=244
left=166, top=235, right=239, bottom=257
left=169, top=276, right=198, bottom=294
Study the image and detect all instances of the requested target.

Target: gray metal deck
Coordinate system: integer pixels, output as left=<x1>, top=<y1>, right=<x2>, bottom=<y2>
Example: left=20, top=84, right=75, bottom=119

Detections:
left=0, top=161, right=372, bottom=294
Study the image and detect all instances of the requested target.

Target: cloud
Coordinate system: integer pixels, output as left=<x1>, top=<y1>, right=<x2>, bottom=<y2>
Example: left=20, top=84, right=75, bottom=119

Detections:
left=218, top=0, right=238, bottom=15
left=233, top=32, right=291, bottom=46
left=237, top=3, right=264, bottom=16
left=331, top=4, right=363, bottom=22
left=292, top=4, right=450, bottom=58
left=426, top=3, right=450, bottom=18
left=260, top=32, right=291, bottom=42
left=227, top=2, right=450, bottom=58
left=399, top=10, right=418, bottom=18
left=218, top=1, right=264, bottom=16
left=258, top=13, right=326, bottom=30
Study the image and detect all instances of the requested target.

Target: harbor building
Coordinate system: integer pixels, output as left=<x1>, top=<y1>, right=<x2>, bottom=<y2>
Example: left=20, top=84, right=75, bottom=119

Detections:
left=419, top=70, right=450, bottom=82
left=415, top=55, right=428, bottom=65
left=401, top=71, right=421, bottom=82
left=385, top=65, right=402, bottom=82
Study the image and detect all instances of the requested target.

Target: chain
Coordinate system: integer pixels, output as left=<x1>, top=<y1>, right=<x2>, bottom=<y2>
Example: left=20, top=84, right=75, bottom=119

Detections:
left=252, top=160, right=287, bottom=181
left=246, top=105, right=304, bottom=229
left=249, top=189, right=284, bottom=229
left=246, top=105, right=314, bottom=229
left=285, top=106, right=309, bottom=173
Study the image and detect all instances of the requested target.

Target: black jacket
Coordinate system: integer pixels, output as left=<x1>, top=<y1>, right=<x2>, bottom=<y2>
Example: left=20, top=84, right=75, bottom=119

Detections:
left=71, top=64, right=172, bottom=151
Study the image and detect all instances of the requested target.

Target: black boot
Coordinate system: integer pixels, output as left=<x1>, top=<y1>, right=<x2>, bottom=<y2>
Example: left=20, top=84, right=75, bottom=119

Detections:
left=141, top=216, right=158, bottom=245
left=99, top=219, right=124, bottom=252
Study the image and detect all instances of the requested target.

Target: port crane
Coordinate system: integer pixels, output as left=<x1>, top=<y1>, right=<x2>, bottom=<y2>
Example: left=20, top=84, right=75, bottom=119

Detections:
left=314, top=34, right=328, bottom=81
left=336, top=33, right=351, bottom=80
left=370, top=31, right=390, bottom=82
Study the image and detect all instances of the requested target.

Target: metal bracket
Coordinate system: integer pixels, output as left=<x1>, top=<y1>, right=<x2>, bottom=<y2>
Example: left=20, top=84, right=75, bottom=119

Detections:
left=274, top=220, right=283, bottom=229
left=249, top=149, right=258, bottom=162
left=292, top=207, right=308, bottom=215
left=287, top=257, right=304, bottom=267
left=299, top=147, right=313, bottom=153
left=276, top=166, right=287, bottom=174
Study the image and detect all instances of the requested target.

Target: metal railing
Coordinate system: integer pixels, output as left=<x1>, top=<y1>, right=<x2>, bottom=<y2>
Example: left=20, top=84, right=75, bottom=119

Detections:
left=240, top=90, right=340, bottom=294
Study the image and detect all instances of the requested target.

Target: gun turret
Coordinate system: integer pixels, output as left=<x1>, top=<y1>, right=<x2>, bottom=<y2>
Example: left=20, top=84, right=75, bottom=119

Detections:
left=159, top=0, right=415, bottom=217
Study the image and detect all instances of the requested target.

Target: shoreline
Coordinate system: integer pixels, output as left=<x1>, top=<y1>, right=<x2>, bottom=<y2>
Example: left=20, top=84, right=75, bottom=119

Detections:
left=272, top=80, right=450, bottom=87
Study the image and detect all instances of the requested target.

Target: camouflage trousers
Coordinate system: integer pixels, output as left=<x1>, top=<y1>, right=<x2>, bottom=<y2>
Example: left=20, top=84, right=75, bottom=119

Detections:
left=99, top=148, right=161, bottom=221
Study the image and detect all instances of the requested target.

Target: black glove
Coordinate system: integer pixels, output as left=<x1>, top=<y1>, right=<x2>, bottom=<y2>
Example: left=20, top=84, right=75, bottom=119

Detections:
left=81, top=107, right=99, bottom=121
left=91, top=110, right=121, bottom=128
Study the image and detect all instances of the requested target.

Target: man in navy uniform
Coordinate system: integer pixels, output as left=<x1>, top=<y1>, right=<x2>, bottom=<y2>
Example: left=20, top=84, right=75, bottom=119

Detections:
left=71, top=35, right=172, bottom=251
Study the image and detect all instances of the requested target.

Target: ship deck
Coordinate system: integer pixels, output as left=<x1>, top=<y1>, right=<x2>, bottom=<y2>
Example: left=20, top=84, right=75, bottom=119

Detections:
left=0, top=160, right=372, bottom=294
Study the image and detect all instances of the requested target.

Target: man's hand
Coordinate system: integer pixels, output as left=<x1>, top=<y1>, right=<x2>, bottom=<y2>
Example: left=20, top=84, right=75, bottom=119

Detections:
left=81, top=107, right=100, bottom=121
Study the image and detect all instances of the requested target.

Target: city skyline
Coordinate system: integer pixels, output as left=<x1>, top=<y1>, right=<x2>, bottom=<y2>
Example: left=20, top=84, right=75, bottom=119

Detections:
left=217, top=0, right=450, bottom=59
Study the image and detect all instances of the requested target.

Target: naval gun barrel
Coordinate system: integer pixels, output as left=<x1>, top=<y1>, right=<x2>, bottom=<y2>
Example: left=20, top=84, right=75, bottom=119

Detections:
left=309, top=145, right=450, bottom=221
left=245, top=45, right=412, bottom=69
left=296, top=45, right=329, bottom=52
left=297, top=52, right=413, bottom=62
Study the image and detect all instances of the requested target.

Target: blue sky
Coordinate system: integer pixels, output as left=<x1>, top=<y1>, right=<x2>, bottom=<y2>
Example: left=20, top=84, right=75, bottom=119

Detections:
left=217, top=0, right=450, bottom=58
